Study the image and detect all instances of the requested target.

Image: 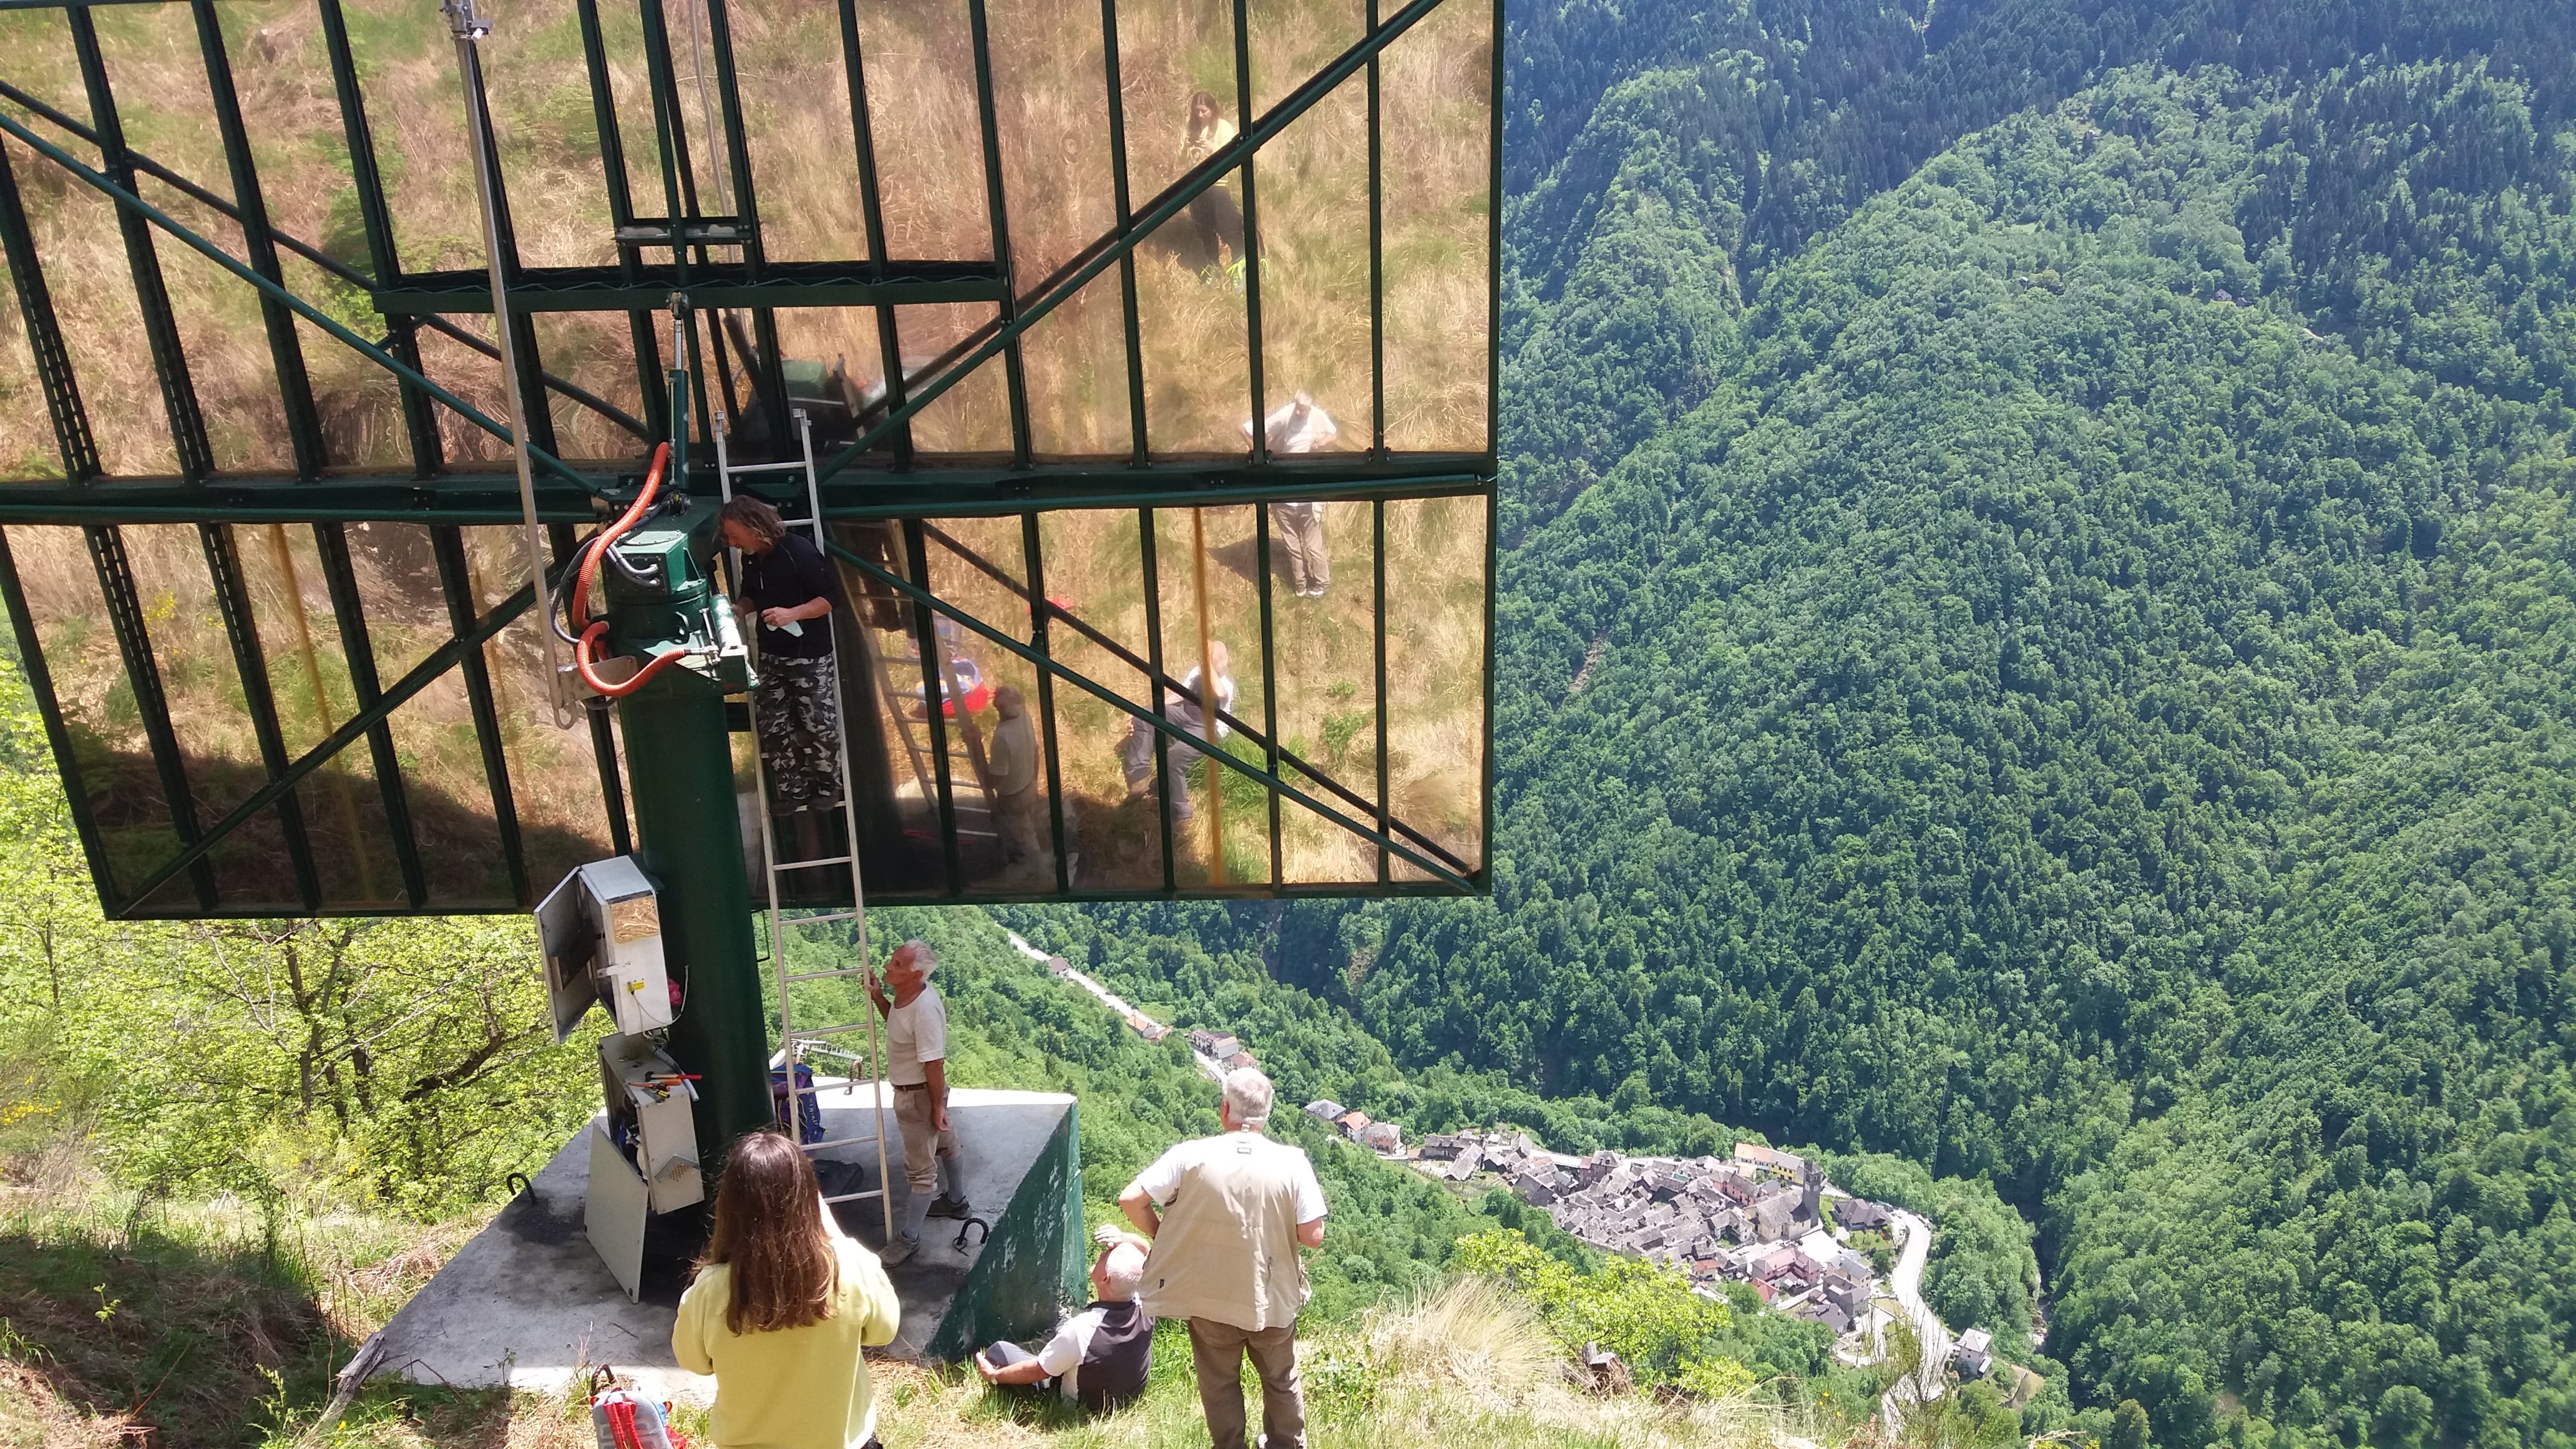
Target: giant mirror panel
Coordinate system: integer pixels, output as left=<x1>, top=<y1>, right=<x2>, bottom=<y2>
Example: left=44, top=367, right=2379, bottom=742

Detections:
left=0, top=0, right=1495, bottom=915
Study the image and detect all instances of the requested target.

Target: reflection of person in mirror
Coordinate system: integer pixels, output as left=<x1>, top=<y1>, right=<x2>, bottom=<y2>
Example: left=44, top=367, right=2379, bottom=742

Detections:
left=722, top=496, right=847, bottom=814
left=1123, top=642, right=1234, bottom=822
left=985, top=685, right=1046, bottom=868
left=1181, top=90, right=1246, bottom=273
left=1243, top=393, right=1340, bottom=598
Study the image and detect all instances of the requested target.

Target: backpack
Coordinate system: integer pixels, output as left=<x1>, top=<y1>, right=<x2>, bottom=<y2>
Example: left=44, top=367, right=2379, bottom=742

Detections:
left=588, top=1368, right=688, bottom=1449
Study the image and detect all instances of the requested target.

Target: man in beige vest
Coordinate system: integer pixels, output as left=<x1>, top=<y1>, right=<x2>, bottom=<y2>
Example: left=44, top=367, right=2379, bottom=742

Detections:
left=1120, top=1068, right=1328, bottom=1449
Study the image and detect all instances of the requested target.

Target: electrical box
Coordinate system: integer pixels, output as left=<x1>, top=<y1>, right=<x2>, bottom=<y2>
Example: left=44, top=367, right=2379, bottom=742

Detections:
left=598, top=1033, right=705, bottom=1214
left=586, top=1032, right=706, bottom=1300
left=533, top=856, right=675, bottom=1040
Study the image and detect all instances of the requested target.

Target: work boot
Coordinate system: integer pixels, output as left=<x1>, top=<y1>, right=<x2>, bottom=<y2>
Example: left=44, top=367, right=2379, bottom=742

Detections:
left=879, top=1234, right=920, bottom=1266
left=927, top=1194, right=973, bottom=1221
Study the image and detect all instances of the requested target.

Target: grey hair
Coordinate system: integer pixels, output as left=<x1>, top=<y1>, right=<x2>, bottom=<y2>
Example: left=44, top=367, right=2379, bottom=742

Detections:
left=893, top=939, right=937, bottom=977
left=1101, top=1242, right=1147, bottom=1297
left=1221, top=1067, right=1274, bottom=1129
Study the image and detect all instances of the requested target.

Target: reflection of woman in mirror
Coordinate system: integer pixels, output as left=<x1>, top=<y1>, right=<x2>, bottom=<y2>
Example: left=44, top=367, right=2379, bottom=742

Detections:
left=1179, top=90, right=1246, bottom=274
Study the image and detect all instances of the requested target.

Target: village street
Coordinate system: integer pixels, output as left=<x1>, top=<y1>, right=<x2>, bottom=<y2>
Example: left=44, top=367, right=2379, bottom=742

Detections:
left=1883, top=1210, right=1951, bottom=1428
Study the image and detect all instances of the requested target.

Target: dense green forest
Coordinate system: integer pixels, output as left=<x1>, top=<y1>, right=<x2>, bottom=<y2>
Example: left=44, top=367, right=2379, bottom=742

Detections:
left=1023, top=3, right=2576, bottom=1448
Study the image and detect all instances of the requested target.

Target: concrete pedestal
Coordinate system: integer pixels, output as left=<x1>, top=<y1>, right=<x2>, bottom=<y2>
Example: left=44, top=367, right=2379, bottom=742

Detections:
left=369, top=1087, right=1083, bottom=1403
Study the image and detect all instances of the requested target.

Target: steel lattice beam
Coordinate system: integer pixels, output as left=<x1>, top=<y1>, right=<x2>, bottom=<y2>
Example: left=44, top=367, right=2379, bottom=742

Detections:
left=814, top=0, right=1451, bottom=482
left=826, top=537, right=1476, bottom=890
left=0, top=138, right=97, bottom=481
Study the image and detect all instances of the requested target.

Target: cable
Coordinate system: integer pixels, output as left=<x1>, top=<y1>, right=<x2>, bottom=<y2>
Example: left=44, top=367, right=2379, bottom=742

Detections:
left=568, top=442, right=691, bottom=698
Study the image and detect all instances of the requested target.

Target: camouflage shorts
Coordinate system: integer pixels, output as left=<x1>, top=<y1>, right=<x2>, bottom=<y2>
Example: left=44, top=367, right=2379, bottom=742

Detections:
left=754, top=655, right=842, bottom=811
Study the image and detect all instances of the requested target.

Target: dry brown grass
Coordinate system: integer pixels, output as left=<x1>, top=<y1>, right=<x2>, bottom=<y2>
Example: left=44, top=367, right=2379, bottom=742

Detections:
left=1, top=515, right=622, bottom=908
left=0, top=0, right=1490, bottom=893
left=0, top=0, right=1490, bottom=471
left=859, top=488, right=1483, bottom=892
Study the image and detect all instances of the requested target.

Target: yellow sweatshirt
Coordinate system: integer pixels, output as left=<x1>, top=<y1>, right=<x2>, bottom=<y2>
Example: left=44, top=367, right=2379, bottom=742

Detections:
left=673, top=1239, right=903, bottom=1449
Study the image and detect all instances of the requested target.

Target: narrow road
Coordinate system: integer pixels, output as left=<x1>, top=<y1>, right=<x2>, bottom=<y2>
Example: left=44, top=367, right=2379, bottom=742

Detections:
left=1000, top=929, right=1223, bottom=1080
left=1881, top=1209, right=1953, bottom=1429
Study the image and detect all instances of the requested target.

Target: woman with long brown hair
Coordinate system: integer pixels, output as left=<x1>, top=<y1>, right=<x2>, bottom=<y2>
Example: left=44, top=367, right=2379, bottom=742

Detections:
left=1179, top=89, right=1246, bottom=271
left=674, top=1131, right=902, bottom=1449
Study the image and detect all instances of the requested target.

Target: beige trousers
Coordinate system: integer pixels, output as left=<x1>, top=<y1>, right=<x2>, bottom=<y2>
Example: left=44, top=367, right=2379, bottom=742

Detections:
left=1276, top=505, right=1329, bottom=593
left=995, top=785, right=1045, bottom=864
left=892, top=1084, right=959, bottom=1195
left=1187, top=1318, right=1303, bottom=1449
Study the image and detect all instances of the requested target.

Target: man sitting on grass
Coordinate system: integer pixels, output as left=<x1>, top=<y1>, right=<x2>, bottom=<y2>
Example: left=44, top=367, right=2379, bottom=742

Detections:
left=973, top=1228, right=1156, bottom=1412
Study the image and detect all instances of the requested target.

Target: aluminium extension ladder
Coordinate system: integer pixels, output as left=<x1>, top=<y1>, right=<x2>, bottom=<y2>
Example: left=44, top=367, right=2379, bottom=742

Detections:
left=875, top=615, right=1004, bottom=852
left=713, top=406, right=895, bottom=1241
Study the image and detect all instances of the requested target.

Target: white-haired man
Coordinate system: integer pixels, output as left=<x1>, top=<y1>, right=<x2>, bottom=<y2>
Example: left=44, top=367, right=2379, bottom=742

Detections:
left=1240, top=391, right=1340, bottom=599
left=974, top=1227, right=1156, bottom=1412
left=867, top=940, right=968, bottom=1264
left=1119, top=1067, right=1328, bottom=1449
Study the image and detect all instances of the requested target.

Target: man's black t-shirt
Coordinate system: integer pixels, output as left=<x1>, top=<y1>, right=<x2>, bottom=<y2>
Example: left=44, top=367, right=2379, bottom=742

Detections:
left=738, top=532, right=844, bottom=660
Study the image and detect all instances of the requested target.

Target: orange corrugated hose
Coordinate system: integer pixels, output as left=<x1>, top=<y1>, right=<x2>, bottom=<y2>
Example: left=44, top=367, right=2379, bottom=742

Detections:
left=570, top=441, right=690, bottom=697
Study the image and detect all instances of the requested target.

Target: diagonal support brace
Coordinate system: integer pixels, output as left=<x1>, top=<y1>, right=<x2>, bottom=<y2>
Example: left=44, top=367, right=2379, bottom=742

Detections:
left=0, top=107, right=609, bottom=499
left=812, top=0, right=1450, bottom=482
left=824, top=540, right=1475, bottom=890
left=105, top=557, right=575, bottom=916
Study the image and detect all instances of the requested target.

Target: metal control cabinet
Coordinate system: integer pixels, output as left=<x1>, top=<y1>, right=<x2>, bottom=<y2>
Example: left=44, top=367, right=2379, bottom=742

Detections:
left=585, top=1033, right=706, bottom=1301
left=534, top=857, right=675, bottom=1040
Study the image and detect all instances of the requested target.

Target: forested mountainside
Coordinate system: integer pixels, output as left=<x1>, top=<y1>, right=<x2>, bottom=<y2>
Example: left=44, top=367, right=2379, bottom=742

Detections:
left=1498, top=0, right=2576, bottom=533
left=1040, top=4, right=2576, bottom=1447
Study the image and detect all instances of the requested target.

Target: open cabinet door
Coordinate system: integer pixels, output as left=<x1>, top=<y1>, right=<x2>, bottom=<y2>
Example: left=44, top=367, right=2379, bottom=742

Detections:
left=584, top=1123, right=651, bottom=1302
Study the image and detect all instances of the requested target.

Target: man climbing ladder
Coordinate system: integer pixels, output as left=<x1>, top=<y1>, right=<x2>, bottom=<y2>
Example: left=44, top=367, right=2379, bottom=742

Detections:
left=722, top=495, right=847, bottom=852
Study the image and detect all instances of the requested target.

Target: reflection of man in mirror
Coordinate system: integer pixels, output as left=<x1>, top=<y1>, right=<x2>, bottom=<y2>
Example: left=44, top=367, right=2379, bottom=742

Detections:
left=1124, top=642, right=1234, bottom=822
left=986, top=685, right=1045, bottom=868
left=722, top=497, right=847, bottom=834
left=1244, top=392, right=1339, bottom=598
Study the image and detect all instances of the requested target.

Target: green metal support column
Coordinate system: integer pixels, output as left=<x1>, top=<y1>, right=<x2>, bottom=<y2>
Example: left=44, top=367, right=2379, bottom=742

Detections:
left=615, top=659, right=771, bottom=1156
left=600, top=394, right=766, bottom=1151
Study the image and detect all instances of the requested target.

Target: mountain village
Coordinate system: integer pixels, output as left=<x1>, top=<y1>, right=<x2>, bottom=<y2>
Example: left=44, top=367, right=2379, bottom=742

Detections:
left=1020, top=934, right=2031, bottom=1398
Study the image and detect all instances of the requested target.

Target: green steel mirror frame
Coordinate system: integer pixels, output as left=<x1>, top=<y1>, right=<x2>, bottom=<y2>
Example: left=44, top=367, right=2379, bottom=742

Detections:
left=0, top=0, right=1498, bottom=917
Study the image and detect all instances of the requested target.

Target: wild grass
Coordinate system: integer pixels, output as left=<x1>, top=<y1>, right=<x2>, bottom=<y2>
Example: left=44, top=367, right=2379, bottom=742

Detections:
left=874, top=489, right=1484, bottom=892
left=1, top=1122, right=1828, bottom=1449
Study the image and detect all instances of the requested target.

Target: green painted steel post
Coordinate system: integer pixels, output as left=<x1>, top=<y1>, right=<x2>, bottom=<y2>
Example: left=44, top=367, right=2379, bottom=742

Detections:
left=607, top=335, right=770, bottom=1158
left=615, top=654, right=771, bottom=1154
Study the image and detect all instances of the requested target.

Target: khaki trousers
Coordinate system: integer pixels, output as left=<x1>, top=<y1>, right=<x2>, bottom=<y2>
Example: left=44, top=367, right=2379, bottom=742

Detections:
left=1187, top=1318, right=1303, bottom=1449
left=1275, top=505, right=1329, bottom=593
left=995, top=785, right=1045, bottom=864
left=892, top=1084, right=959, bottom=1195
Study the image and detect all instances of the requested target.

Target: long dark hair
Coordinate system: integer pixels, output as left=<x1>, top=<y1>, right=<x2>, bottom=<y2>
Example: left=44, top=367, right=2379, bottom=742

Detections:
left=720, top=494, right=788, bottom=550
left=1187, top=89, right=1226, bottom=142
left=698, top=1131, right=839, bottom=1334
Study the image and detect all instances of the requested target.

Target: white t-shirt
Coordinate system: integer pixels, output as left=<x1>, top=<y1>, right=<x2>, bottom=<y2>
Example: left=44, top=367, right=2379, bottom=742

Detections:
left=1130, top=1133, right=1327, bottom=1222
left=1037, top=1305, right=1111, bottom=1402
left=1252, top=401, right=1339, bottom=454
left=885, top=985, right=948, bottom=1086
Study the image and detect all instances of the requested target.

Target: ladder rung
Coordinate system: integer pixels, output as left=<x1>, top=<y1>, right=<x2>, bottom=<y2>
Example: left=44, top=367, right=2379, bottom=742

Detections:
left=774, top=854, right=856, bottom=871
left=782, top=965, right=872, bottom=982
left=786, top=1022, right=877, bottom=1040
left=726, top=460, right=811, bottom=474
left=801, top=1135, right=886, bottom=1153
left=778, top=911, right=864, bottom=929
left=821, top=1189, right=886, bottom=1203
